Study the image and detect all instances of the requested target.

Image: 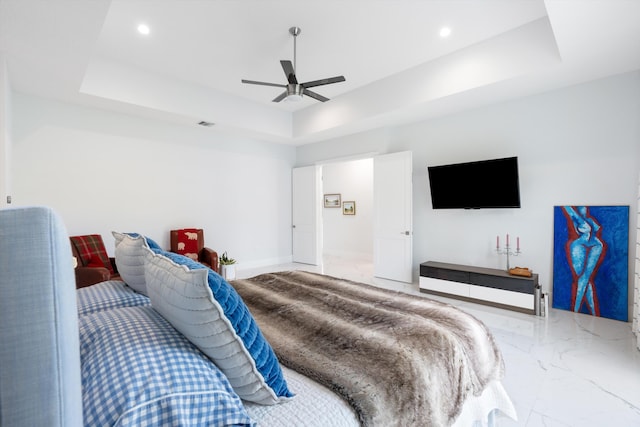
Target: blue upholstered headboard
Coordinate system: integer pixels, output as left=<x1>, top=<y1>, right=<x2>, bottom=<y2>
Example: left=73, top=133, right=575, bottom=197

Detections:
left=0, top=207, right=83, bottom=426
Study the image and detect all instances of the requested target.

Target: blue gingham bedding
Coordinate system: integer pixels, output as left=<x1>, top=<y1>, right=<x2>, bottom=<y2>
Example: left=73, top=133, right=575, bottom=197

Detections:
left=78, top=282, right=255, bottom=426
left=77, top=280, right=150, bottom=316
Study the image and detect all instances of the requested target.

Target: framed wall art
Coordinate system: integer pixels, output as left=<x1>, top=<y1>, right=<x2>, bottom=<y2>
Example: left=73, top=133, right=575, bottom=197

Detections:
left=552, top=205, right=629, bottom=321
left=324, top=194, right=341, bottom=208
left=343, top=201, right=356, bottom=215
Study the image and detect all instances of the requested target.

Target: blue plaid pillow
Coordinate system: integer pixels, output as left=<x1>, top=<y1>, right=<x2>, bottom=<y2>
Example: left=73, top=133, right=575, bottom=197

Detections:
left=80, top=305, right=254, bottom=426
left=77, top=280, right=150, bottom=316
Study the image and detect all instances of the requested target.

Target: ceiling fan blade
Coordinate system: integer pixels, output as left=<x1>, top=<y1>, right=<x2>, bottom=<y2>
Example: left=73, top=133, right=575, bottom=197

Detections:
left=272, top=91, right=288, bottom=102
left=302, top=76, right=345, bottom=89
left=303, top=89, right=330, bottom=102
left=280, top=60, right=298, bottom=84
left=241, top=79, right=286, bottom=88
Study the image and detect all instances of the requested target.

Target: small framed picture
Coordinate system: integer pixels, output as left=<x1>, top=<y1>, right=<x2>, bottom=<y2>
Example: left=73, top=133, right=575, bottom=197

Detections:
left=343, top=201, right=356, bottom=215
left=324, top=193, right=341, bottom=208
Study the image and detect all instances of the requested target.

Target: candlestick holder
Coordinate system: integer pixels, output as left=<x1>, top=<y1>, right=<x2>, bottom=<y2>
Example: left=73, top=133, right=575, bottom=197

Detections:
left=496, top=243, right=521, bottom=271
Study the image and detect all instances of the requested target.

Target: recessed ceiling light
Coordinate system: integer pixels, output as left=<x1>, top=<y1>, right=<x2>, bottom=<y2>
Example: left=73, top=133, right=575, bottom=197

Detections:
left=137, top=23, right=150, bottom=35
left=439, top=27, right=451, bottom=38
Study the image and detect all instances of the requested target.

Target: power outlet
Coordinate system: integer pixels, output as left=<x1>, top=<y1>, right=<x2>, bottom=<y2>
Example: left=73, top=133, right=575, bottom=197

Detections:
left=6, top=195, right=11, bottom=204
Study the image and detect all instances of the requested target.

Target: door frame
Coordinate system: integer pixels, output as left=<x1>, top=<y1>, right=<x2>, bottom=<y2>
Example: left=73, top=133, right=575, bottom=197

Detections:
left=293, top=151, right=413, bottom=282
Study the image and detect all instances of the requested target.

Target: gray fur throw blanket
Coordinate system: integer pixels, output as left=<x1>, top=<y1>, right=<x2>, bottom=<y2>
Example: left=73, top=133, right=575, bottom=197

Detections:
left=232, top=271, right=504, bottom=426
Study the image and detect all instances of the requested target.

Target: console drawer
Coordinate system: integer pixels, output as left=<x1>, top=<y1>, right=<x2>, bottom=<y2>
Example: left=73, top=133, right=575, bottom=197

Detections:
left=422, top=267, right=469, bottom=284
left=470, top=273, right=534, bottom=294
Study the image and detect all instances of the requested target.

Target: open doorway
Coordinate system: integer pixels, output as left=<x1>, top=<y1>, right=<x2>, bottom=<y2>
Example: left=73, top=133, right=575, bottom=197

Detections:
left=321, top=158, right=374, bottom=268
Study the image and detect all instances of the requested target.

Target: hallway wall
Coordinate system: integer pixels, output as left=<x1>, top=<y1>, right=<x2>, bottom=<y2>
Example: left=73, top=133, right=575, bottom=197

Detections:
left=321, top=158, right=373, bottom=260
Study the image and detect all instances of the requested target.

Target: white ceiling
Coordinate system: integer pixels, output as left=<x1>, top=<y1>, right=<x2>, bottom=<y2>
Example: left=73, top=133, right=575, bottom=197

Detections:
left=1, top=0, right=639, bottom=145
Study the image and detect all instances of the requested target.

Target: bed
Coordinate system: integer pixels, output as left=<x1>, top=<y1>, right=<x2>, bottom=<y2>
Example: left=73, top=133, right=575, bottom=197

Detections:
left=0, top=207, right=517, bottom=426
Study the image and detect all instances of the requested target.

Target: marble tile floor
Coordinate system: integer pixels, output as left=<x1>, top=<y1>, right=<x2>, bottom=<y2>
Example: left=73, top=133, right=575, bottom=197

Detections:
left=238, top=256, right=640, bottom=427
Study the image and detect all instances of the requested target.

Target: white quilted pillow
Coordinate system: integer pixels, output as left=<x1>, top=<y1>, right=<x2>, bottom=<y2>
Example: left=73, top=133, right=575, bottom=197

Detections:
left=144, top=250, right=293, bottom=405
left=112, top=232, right=155, bottom=295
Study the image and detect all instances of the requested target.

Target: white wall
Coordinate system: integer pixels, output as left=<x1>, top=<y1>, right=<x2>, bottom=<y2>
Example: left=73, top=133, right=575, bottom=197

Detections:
left=0, top=53, right=11, bottom=208
left=321, top=159, right=373, bottom=259
left=11, top=93, right=296, bottom=268
left=297, top=71, right=640, bottom=316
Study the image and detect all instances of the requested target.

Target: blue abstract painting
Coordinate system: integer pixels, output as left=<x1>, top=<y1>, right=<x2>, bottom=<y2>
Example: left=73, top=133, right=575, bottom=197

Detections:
left=552, top=206, right=629, bottom=321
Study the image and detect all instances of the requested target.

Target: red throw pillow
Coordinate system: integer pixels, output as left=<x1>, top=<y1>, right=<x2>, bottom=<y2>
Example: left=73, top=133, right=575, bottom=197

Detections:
left=176, top=229, right=200, bottom=260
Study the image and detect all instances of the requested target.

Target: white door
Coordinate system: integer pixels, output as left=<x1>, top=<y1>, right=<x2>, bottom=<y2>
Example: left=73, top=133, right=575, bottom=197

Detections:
left=292, top=165, right=322, bottom=265
left=373, top=151, right=413, bottom=282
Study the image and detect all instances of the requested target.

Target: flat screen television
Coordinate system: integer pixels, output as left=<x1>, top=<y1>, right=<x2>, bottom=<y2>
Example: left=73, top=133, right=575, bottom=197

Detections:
left=427, top=156, right=521, bottom=209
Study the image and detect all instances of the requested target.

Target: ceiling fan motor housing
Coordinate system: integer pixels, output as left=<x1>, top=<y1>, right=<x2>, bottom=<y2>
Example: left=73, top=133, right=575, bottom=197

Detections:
left=287, top=83, right=304, bottom=98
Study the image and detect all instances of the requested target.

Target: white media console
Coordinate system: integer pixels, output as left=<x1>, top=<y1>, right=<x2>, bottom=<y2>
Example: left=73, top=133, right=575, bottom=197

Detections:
left=419, top=261, right=539, bottom=314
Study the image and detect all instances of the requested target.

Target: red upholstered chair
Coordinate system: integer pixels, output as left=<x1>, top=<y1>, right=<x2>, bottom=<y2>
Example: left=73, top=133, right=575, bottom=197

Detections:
left=170, top=228, right=220, bottom=273
left=69, top=234, right=121, bottom=288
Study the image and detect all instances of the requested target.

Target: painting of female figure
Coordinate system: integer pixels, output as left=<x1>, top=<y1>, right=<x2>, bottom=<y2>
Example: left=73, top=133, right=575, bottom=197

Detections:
left=553, top=205, right=629, bottom=321
left=562, top=206, right=604, bottom=315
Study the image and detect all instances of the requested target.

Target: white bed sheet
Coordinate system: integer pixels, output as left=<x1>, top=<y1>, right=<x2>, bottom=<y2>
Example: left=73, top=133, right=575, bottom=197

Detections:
left=453, top=380, right=518, bottom=427
left=244, top=366, right=359, bottom=426
left=245, top=367, right=517, bottom=426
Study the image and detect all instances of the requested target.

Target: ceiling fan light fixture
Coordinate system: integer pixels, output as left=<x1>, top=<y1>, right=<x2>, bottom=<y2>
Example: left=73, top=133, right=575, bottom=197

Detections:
left=285, top=84, right=304, bottom=102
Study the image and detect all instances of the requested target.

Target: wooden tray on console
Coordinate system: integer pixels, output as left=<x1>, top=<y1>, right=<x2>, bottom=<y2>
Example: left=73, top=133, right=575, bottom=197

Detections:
left=508, top=267, right=532, bottom=277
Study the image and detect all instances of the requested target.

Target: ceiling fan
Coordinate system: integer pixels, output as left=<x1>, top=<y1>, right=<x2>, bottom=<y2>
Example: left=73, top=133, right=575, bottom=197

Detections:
left=241, top=26, right=345, bottom=103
